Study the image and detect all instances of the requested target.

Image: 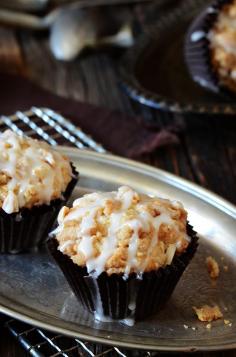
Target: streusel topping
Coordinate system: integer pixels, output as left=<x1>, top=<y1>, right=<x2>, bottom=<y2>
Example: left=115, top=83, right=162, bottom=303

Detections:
left=0, top=130, right=73, bottom=213
left=54, top=186, right=190, bottom=276
left=209, top=0, right=236, bottom=91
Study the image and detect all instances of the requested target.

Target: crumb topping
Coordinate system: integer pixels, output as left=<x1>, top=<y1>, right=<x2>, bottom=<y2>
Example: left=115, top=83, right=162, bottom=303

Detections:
left=209, top=0, right=236, bottom=92
left=0, top=130, right=73, bottom=213
left=206, top=256, right=220, bottom=279
left=53, top=186, right=190, bottom=276
left=193, top=305, right=223, bottom=322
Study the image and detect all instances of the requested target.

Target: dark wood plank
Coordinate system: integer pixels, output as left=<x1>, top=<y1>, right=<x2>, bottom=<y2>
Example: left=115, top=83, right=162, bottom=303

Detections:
left=183, top=115, right=236, bottom=203
left=0, top=28, right=25, bottom=75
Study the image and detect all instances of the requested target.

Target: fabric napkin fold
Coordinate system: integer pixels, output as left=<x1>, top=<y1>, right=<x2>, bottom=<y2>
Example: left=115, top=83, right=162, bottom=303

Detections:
left=0, top=73, right=181, bottom=157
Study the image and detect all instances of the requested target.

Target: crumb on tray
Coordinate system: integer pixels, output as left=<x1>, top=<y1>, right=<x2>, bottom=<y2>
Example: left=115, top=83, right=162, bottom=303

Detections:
left=206, top=256, right=220, bottom=279
left=193, top=305, right=223, bottom=322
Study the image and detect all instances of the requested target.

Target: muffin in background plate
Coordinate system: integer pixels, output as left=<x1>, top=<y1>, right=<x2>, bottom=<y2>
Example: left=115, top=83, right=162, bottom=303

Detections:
left=209, top=0, right=236, bottom=93
left=0, top=130, right=78, bottom=253
left=185, top=0, right=236, bottom=97
left=48, top=186, right=198, bottom=324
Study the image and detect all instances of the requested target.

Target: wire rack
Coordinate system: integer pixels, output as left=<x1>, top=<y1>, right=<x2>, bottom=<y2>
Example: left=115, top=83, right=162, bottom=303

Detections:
left=0, top=107, right=157, bottom=357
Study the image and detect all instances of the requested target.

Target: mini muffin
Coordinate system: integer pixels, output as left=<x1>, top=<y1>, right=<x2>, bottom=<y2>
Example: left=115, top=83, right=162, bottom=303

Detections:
left=209, top=0, right=236, bottom=93
left=0, top=130, right=78, bottom=253
left=48, top=186, right=198, bottom=323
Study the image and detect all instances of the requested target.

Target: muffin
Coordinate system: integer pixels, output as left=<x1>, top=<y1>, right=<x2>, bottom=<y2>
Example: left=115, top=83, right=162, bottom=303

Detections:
left=185, top=0, right=236, bottom=97
left=0, top=130, right=78, bottom=253
left=209, top=0, right=236, bottom=93
left=48, top=186, right=198, bottom=323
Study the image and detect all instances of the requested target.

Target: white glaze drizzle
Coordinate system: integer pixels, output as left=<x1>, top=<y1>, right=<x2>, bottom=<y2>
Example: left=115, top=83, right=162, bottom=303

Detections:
left=139, top=210, right=173, bottom=273
left=93, top=278, right=135, bottom=326
left=0, top=130, right=72, bottom=213
left=124, top=219, right=141, bottom=277
left=55, top=186, right=189, bottom=277
left=86, top=212, right=123, bottom=277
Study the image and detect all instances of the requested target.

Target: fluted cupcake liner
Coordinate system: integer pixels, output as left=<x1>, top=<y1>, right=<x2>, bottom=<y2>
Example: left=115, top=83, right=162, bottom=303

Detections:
left=185, top=0, right=235, bottom=98
left=48, top=224, right=198, bottom=322
left=0, top=165, right=78, bottom=254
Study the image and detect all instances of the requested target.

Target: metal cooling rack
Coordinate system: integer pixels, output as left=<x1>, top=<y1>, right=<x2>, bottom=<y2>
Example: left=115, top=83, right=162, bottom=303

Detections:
left=0, top=107, right=156, bottom=357
left=3, top=317, right=155, bottom=357
left=0, top=107, right=106, bottom=153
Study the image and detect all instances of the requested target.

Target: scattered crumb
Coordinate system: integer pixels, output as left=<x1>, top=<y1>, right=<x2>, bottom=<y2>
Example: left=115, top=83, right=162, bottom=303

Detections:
left=183, top=324, right=197, bottom=331
left=224, top=319, right=231, bottom=325
left=223, top=265, right=228, bottom=272
left=224, top=307, right=228, bottom=311
left=206, top=256, right=220, bottom=279
left=193, top=305, right=223, bottom=322
left=206, top=323, right=212, bottom=329
left=229, top=323, right=232, bottom=327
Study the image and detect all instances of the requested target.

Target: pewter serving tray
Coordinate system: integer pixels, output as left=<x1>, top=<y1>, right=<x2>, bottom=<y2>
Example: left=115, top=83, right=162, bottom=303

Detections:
left=0, top=147, right=236, bottom=352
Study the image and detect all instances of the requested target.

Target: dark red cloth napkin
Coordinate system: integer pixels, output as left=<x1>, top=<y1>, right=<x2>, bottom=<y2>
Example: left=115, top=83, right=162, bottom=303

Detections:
left=0, top=73, right=180, bottom=157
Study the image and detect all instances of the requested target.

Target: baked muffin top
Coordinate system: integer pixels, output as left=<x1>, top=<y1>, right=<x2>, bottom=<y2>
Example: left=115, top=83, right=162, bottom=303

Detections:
left=54, top=186, right=190, bottom=277
left=0, top=130, right=73, bottom=214
left=209, top=0, right=236, bottom=91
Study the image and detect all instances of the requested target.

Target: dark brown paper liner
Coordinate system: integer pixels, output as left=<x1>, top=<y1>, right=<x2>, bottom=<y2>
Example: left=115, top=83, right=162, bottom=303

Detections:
left=185, top=0, right=235, bottom=98
left=0, top=164, right=78, bottom=253
left=48, top=224, right=198, bottom=321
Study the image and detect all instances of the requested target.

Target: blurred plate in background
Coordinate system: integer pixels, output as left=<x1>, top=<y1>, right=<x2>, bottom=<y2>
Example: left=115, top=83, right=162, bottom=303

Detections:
left=120, top=0, right=236, bottom=115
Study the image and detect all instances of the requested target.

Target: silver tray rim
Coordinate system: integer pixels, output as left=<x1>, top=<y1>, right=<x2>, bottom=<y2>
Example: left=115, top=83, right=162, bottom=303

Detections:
left=0, top=146, right=236, bottom=352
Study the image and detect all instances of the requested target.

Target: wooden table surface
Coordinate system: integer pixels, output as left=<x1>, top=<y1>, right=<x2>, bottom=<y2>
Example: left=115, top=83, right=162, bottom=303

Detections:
left=0, top=1, right=235, bottom=356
